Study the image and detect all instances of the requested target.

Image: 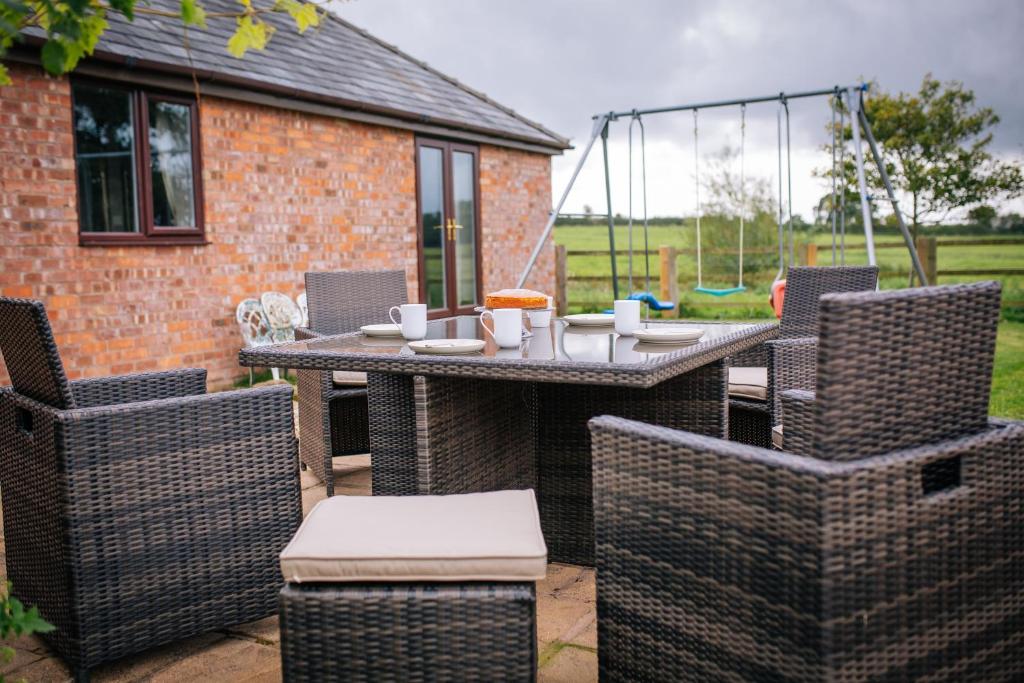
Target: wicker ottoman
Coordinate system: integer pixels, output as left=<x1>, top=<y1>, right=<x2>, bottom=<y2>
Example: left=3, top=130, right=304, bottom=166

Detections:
left=278, top=490, right=547, bottom=682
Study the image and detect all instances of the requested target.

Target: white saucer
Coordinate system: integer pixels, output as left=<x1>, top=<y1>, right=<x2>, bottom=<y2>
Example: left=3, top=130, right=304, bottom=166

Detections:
left=564, top=313, right=615, bottom=327
left=408, top=339, right=486, bottom=355
left=631, top=327, right=705, bottom=344
left=361, top=323, right=402, bottom=337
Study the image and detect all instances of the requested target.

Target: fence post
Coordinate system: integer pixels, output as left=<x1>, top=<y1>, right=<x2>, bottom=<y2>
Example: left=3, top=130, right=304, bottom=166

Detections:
left=915, top=236, right=937, bottom=285
left=659, top=245, right=679, bottom=317
left=799, top=242, right=818, bottom=267
left=554, top=244, right=568, bottom=316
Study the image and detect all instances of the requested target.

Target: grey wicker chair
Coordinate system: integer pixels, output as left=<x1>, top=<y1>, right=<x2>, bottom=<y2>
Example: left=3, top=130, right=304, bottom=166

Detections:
left=590, top=281, right=1021, bottom=682
left=0, top=297, right=303, bottom=682
left=729, top=265, right=878, bottom=448
left=296, top=270, right=408, bottom=496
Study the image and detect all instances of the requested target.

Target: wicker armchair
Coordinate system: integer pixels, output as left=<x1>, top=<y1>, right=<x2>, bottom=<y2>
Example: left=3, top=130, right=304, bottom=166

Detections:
left=590, top=281, right=1019, bottom=682
left=729, top=265, right=878, bottom=448
left=0, top=298, right=302, bottom=682
left=296, top=270, right=408, bottom=495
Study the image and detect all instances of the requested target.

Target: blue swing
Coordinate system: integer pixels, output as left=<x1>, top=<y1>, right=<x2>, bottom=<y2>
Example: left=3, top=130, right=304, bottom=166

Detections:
left=613, top=112, right=678, bottom=313
left=692, top=107, right=747, bottom=297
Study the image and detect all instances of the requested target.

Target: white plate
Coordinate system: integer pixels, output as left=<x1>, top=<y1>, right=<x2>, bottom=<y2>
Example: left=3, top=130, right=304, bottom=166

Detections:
left=408, top=339, right=486, bottom=355
left=563, top=313, right=615, bottom=327
left=361, top=323, right=402, bottom=337
left=631, top=327, right=705, bottom=344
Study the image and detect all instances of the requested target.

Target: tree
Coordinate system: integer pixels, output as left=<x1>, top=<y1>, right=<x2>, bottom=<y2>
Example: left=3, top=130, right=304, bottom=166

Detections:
left=824, top=75, right=1023, bottom=240
left=0, top=0, right=326, bottom=86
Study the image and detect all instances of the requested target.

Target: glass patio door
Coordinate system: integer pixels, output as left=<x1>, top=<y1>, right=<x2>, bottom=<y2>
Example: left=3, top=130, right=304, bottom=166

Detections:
left=416, top=139, right=480, bottom=317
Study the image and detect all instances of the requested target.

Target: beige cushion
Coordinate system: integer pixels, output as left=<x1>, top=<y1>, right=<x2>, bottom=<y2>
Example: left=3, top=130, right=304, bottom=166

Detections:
left=332, top=370, right=368, bottom=387
left=772, top=424, right=784, bottom=449
left=280, top=490, right=547, bottom=583
left=728, top=366, right=767, bottom=401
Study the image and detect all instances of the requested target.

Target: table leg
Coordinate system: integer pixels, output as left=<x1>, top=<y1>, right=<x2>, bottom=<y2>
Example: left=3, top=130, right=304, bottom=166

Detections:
left=413, top=375, right=538, bottom=494
left=368, top=372, right=419, bottom=495
left=536, top=360, right=728, bottom=566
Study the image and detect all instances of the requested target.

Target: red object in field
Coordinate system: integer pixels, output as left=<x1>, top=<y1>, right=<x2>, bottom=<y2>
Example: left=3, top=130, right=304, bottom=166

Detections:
left=770, top=280, right=786, bottom=318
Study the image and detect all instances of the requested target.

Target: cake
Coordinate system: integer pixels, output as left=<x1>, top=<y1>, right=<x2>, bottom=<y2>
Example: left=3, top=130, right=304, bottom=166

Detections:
left=484, top=288, right=549, bottom=310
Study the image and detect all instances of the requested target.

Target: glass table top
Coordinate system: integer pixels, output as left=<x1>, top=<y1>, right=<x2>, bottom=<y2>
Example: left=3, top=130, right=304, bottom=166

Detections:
left=294, top=317, right=766, bottom=366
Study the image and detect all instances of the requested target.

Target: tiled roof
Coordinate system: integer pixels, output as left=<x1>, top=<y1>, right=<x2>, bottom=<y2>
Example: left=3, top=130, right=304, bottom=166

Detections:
left=29, top=0, right=568, bottom=150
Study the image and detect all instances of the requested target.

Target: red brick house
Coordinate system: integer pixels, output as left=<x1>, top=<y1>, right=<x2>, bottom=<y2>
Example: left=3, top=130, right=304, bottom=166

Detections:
left=0, top=2, right=568, bottom=388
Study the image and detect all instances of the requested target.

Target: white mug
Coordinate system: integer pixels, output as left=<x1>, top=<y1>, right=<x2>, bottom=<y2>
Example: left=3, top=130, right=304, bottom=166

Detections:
left=389, top=303, right=427, bottom=341
left=614, top=299, right=641, bottom=336
left=527, top=308, right=552, bottom=328
left=480, top=308, right=522, bottom=348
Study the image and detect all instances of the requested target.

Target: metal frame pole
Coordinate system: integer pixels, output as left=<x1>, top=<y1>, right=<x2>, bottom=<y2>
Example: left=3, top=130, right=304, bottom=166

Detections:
left=858, top=105, right=928, bottom=285
left=517, top=114, right=608, bottom=289
left=601, top=117, right=620, bottom=299
left=846, top=87, right=877, bottom=268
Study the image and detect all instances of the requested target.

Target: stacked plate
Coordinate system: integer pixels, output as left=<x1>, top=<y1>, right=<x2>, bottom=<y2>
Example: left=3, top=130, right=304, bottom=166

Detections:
left=360, top=324, right=402, bottom=337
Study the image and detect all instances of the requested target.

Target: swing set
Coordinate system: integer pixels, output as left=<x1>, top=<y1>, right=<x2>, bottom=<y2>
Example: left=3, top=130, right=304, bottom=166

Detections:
left=516, top=84, right=929, bottom=310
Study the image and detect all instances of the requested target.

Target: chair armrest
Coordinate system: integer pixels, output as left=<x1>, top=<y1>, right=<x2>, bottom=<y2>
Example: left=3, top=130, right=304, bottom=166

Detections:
left=55, top=385, right=301, bottom=561
left=294, top=326, right=321, bottom=341
left=780, top=388, right=816, bottom=453
left=69, top=368, right=207, bottom=408
left=766, top=337, right=817, bottom=425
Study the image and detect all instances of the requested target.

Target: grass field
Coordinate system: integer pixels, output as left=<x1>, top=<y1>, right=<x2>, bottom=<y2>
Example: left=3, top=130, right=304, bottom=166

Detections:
left=554, top=224, right=1024, bottom=418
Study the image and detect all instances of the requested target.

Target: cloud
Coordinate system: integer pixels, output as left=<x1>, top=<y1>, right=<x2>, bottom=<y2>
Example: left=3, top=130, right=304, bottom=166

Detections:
left=334, top=0, right=1024, bottom=218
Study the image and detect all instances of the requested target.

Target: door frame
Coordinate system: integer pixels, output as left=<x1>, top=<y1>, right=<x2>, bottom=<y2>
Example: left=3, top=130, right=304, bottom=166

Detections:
left=414, top=137, right=483, bottom=319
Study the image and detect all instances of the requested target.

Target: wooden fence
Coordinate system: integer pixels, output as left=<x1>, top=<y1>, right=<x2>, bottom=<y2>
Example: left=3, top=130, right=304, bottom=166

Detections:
left=555, top=236, right=1024, bottom=314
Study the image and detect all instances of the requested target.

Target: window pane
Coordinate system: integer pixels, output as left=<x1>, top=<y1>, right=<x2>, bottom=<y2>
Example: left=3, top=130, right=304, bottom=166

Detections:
left=418, top=146, right=446, bottom=310
left=73, top=83, right=138, bottom=232
left=452, top=151, right=477, bottom=307
left=149, top=101, right=197, bottom=227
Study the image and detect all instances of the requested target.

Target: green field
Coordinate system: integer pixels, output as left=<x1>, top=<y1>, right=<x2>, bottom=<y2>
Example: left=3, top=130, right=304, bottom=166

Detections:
left=554, top=224, right=1024, bottom=418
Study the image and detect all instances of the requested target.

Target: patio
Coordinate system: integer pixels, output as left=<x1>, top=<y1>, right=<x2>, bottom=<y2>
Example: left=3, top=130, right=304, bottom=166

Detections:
left=0, top=455, right=599, bottom=682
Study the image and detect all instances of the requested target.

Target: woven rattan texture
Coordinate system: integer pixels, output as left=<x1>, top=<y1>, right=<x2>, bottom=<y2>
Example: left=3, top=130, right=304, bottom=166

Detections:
left=69, top=369, right=208, bottom=408
left=536, top=361, right=728, bottom=565
left=590, top=414, right=1024, bottom=682
left=368, top=372, right=418, bottom=496
left=298, top=270, right=406, bottom=494
left=304, top=270, right=408, bottom=336
left=0, top=297, right=76, bottom=409
left=0, top=379, right=302, bottom=678
left=728, top=267, right=877, bottom=447
left=813, top=281, right=1000, bottom=460
left=414, top=376, right=538, bottom=495
left=279, top=583, right=538, bottom=682
left=779, top=266, right=879, bottom=338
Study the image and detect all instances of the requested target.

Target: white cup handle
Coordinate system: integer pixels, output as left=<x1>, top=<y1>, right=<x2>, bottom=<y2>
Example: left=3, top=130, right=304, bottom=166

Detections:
left=389, top=306, right=401, bottom=326
left=479, top=310, right=495, bottom=340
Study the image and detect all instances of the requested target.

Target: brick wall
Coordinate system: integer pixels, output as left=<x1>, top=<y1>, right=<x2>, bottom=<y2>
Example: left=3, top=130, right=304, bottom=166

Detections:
left=0, top=62, right=555, bottom=389
left=480, top=145, right=554, bottom=294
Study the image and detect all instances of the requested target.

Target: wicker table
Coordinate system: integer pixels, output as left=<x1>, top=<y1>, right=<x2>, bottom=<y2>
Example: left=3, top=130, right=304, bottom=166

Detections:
left=240, top=317, right=777, bottom=565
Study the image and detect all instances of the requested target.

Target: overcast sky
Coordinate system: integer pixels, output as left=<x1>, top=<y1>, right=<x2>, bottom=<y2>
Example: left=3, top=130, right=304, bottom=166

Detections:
left=337, top=0, right=1024, bottom=220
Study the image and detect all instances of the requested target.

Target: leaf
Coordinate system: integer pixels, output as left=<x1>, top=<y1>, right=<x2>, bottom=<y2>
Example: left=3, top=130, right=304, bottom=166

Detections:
left=0, top=64, right=10, bottom=86
left=40, top=39, right=67, bottom=75
left=107, top=0, right=135, bottom=20
left=287, top=1, right=318, bottom=33
left=227, top=15, right=271, bottom=58
left=180, top=0, right=206, bottom=27
left=19, top=606, right=55, bottom=634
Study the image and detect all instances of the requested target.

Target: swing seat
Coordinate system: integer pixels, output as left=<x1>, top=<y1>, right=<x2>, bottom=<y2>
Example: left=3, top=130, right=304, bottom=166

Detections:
left=628, top=291, right=676, bottom=310
left=694, top=285, right=747, bottom=297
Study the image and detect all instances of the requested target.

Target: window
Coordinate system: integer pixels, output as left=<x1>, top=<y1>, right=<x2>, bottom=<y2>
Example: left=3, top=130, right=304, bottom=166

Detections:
left=72, top=80, right=205, bottom=245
